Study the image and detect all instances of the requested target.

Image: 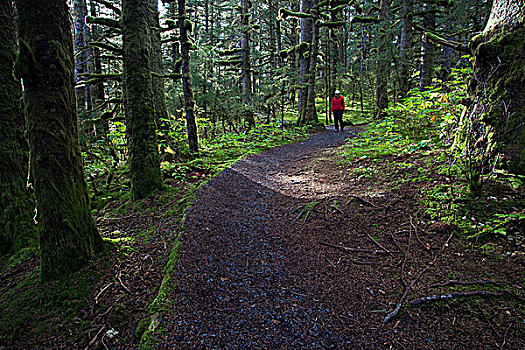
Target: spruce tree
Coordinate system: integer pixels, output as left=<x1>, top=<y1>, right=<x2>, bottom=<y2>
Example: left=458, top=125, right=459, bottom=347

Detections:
left=122, top=0, right=163, bottom=199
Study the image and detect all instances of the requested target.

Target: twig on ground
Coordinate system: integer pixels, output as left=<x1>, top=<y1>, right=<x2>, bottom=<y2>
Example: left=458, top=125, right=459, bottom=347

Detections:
left=329, top=204, right=344, bottom=215
left=346, top=194, right=378, bottom=208
left=429, top=280, right=504, bottom=289
left=287, top=203, right=307, bottom=216
left=384, top=228, right=411, bottom=323
left=85, top=325, right=105, bottom=350
left=410, top=231, right=454, bottom=290
left=384, top=288, right=408, bottom=324
left=117, top=275, right=132, bottom=294
left=292, top=208, right=306, bottom=224
left=476, top=304, right=501, bottom=338
left=409, top=290, right=515, bottom=305
left=500, top=323, right=513, bottom=350
left=411, top=217, right=429, bottom=251
left=366, top=233, right=390, bottom=253
left=95, top=283, right=113, bottom=304
left=320, top=241, right=401, bottom=255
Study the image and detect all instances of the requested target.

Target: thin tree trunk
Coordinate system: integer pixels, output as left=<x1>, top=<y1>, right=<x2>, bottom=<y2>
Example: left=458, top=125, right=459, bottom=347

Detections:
left=399, top=0, right=413, bottom=98
left=73, top=0, right=88, bottom=114
left=178, top=0, right=199, bottom=153
left=375, top=0, right=392, bottom=118
left=150, top=0, right=169, bottom=132
left=15, top=0, right=103, bottom=280
left=241, top=0, right=252, bottom=104
left=122, top=0, right=163, bottom=200
left=419, top=6, right=435, bottom=91
left=0, top=0, right=36, bottom=255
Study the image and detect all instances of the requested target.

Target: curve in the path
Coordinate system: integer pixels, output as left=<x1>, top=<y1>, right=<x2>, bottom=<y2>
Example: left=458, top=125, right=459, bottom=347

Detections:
left=160, top=129, right=359, bottom=349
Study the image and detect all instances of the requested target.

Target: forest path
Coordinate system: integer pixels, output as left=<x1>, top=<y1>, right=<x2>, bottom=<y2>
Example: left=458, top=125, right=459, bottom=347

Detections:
left=159, top=128, right=367, bottom=348
left=157, top=128, right=522, bottom=349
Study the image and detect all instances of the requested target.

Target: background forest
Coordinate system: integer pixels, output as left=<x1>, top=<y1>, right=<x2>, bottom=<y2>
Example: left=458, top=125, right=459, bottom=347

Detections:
left=1, top=0, right=524, bottom=349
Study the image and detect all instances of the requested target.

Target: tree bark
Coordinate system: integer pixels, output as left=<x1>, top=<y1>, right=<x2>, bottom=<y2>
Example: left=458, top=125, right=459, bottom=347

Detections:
left=469, top=0, right=525, bottom=174
left=122, top=0, right=163, bottom=199
left=297, top=0, right=313, bottom=125
left=0, top=0, right=36, bottom=255
left=150, top=0, right=169, bottom=132
left=178, top=0, right=199, bottom=154
left=73, top=0, right=88, bottom=114
left=419, top=4, right=435, bottom=91
left=398, top=0, right=413, bottom=98
left=240, top=0, right=252, bottom=104
left=15, top=0, right=103, bottom=280
left=375, top=0, right=392, bottom=118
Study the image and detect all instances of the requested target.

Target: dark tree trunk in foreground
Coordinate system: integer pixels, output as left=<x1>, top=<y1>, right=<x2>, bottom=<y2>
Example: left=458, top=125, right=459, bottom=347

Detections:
left=375, top=0, right=392, bottom=118
left=178, top=0, right=199, bottom=154
left=15, top=0, right=103, bottom=280
left=122, top=0, right=163, bottom=199
left=469, top=0, right=525, bottom=174
left=0, top=0, right=36, bottom=254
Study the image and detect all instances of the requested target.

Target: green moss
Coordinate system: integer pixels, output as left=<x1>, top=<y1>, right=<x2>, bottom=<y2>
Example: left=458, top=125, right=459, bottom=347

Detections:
left=0, top=266, right=96, bottom=344
left=471, top=25, right=525, bottom=174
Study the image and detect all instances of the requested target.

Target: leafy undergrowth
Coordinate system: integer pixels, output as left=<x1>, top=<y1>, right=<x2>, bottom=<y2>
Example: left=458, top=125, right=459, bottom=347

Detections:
left=0, top=123, right=312, bottom=350
left=333, top=79, right=524, bottom=347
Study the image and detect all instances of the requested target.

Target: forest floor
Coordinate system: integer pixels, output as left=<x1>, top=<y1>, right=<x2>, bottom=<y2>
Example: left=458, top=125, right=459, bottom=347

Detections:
left=151, top=127, right=523, bottom=349
left=1, top=127, right=523, bottom=349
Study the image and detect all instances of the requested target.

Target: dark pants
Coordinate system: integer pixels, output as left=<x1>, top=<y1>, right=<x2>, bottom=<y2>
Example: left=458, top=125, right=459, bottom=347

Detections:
left=333, top=110, right=344, bottom=131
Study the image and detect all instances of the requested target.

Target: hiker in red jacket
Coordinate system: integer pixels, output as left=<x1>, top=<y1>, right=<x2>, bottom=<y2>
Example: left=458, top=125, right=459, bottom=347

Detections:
left=331, top=90, right=345, bottom=132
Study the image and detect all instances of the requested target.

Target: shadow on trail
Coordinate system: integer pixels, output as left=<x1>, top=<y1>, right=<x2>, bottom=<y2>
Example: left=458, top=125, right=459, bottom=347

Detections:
left=159, top=130, right=364, bottom=348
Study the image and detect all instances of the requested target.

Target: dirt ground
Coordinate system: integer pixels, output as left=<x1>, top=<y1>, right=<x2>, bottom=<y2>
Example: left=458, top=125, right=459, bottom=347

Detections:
left=1, top=128, right=522, bottom=349
left=155, top=128, right=524, bottom=349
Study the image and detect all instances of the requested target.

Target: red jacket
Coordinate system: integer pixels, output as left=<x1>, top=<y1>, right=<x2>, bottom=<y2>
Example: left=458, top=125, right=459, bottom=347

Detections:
left=331, top=96, right=345, bottom=112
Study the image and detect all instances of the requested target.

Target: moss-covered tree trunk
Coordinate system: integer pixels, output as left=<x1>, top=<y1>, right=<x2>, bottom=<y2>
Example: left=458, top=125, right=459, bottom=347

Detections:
left=150, top=0, right=169, bottom=133
left=0, top=0, right=36, bottom=255
left=469, top=0, right=525, bottom=175
left=122, top=0, right=163, bottom=199
left=15, top=0, right=103, bottom=280
left=178, top=0, right=199, bottom=154
left=375, top=0, right=392, bottom=118
left=296, top=0, right=313, bottom=126
left=305, top=1, right=319, bottom=125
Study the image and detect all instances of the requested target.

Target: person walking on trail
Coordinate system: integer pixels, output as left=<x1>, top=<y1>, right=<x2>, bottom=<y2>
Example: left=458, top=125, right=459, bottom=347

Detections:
left=331, top=90, right=345, bottom=132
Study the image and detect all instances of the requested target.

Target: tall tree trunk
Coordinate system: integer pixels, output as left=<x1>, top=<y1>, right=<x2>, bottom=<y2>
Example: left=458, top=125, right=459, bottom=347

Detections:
left=241, top=0, right=252, bottom=104
left=375, top=0, right=392, bottom=118
left=297, top=0, right=313, bottom=125
left=122, top=0, right=163, bottom=200
left=178, top=0, right=199, bottom=154
left=15, top=0, right=103, bottom=280
left=419, top=6, right=435, bottom=91
left=150, top=0, right=169, bottom=132
left=469, top=0, right=525, bottom=175
left=398, top=0, right=413, bottom=98
left=305, top=0, right=319, bottom=124
left=73, top=0, right=88, bottom=114
left=0, top=0, right=36, bottom=255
